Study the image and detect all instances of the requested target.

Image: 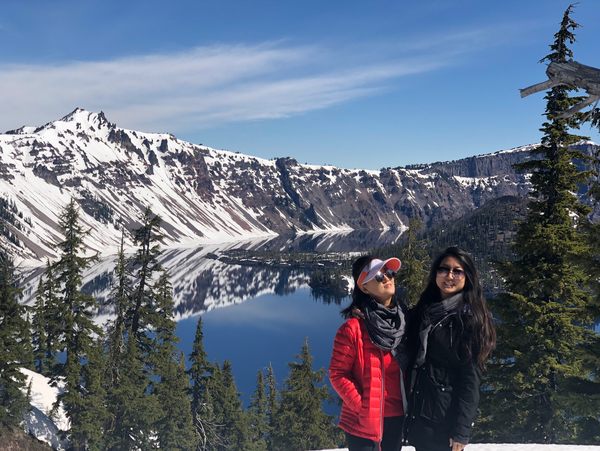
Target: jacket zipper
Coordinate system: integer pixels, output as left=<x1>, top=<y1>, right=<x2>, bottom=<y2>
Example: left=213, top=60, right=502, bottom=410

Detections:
left=380, top=348, right=385, bottom=444
left=404, top=310, right=458, bottom=443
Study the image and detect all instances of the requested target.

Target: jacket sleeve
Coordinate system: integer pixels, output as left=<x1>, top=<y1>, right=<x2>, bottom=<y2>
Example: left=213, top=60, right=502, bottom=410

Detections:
left=450, top=358, right=482, bottom=444
left=329, top=320, right=362, bottom=413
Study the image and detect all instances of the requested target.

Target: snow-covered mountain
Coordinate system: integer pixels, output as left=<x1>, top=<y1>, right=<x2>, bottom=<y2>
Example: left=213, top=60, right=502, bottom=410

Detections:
left=1, top=108, right=598, bottom=264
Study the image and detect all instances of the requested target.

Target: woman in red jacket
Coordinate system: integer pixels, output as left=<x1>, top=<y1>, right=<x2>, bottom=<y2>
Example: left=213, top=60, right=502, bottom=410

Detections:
left=329, top=255, right=409, bottom=451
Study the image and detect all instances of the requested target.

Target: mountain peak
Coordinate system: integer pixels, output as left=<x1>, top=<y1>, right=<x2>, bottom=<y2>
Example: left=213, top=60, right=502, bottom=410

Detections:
left=58, top=108, right=114, bottom=131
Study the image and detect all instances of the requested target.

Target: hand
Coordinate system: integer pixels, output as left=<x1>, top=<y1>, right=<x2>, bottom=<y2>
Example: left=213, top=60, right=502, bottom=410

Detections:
left=352, top=307, right=364, bottom=319
left=449, top=439, right=466, bottom=451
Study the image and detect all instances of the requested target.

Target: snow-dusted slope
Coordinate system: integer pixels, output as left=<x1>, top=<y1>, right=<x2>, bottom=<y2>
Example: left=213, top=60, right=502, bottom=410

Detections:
left=1, top=109, right=283, bottom=263
left=1, top=108, right=598, bottom=265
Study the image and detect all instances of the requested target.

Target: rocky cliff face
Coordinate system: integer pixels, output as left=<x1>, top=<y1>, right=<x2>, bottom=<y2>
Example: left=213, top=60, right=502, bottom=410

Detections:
left=0, top=108, right=597, bottom=263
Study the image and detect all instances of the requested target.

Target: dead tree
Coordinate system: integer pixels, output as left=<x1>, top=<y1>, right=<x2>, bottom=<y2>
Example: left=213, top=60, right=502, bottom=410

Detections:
left=520, top=60, right=600, bottom=118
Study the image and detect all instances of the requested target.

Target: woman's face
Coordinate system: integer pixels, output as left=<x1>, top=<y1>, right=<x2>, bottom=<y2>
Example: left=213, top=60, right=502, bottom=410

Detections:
left=435, top=256, right=466, bottom=300
left=360, top=267, right=395, bottom=307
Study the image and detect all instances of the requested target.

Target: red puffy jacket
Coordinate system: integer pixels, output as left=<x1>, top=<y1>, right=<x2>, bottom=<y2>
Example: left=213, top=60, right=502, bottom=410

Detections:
left=329, top=318, right=405, bottom=442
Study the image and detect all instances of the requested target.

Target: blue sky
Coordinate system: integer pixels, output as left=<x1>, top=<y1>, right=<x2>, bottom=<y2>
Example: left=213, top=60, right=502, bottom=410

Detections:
left=1, top=0, right=599, bottom=170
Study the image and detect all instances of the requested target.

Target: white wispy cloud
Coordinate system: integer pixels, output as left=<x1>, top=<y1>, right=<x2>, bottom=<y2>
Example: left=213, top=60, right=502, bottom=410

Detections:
left=0, top=30, right=507, bottom=133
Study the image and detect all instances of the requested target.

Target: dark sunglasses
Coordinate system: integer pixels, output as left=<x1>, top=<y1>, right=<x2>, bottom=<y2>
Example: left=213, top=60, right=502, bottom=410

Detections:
left=374, top=269, right=397, bottom=283
left=436, top=267, right=465, bottom=280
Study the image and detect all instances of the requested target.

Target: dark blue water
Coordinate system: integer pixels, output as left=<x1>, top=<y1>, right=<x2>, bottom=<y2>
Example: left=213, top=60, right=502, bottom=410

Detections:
left=175, top=288, right=348, bottom=415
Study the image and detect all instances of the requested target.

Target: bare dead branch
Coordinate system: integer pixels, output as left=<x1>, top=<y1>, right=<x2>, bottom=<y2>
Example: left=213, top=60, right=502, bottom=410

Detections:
left=520, top=60, right=600, bottom=118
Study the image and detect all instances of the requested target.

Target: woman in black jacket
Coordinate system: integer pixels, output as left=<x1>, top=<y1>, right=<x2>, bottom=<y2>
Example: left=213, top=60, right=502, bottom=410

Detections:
left=404, top=247, right=496, bottom=451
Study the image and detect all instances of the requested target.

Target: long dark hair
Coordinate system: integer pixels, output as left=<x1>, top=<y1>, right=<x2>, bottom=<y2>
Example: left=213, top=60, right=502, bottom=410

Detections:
left=414, top=247, right=496, bottom=368
left=341, top=255, right=378, bottom=319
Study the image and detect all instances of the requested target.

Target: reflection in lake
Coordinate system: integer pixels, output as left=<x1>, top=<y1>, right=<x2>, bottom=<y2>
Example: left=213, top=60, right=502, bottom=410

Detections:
left=18, top=229, right=395, bottom=314
left=17, top=232, right=368, bottom=413
left=16, top=229, right=600, bottom=417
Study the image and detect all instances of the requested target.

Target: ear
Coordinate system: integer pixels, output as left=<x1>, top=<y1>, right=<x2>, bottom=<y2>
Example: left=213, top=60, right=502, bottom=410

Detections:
left=359, top=284, right=369, bottom=294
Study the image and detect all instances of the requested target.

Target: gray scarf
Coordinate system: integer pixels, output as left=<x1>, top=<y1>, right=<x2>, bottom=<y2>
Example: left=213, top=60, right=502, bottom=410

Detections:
left=414, top=293, right=464, bottom=368
left=361, top=298, right=408, bottom=369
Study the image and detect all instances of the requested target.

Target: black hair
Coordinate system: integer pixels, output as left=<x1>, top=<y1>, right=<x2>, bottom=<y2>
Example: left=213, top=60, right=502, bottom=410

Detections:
left=413, top=246, right=496, bottom=368
left=340, top=255, right=375, bottom=319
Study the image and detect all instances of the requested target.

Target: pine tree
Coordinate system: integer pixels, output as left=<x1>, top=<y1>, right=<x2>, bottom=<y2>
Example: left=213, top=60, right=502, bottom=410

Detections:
left=209, top=359, right=250, bottom=451
left=77, top=336, right=107, bottom=451
left=480, top=5, right=600, bottom=443
left=205, top=361, right=231, bottom=451
left=104, top=331, right=160, bottom=451
left=128, top=206, right=163, bottom=341
left=270, top=338, right=342, bottom=451
left=247, top=370, right=268, bottom=451
left=264, top=362, right=279, bottom=451
left=396, top=216, right=430, bottom=307
left=51, top=198, right=103, bottom=450
left=150, top=272, right=198, bottom=450
left=153, top=350, right=199, bottom=450
left=0, top=251, right=30, bottom=427
left=104, top=231, right=132, bottom=389
left=103, top=233, right=137, bottom=450
left=21, top=312, right=35, bottom=371
left=31, top=261, right=60, bottom=377
left=188, top=316, right=214, bottom=451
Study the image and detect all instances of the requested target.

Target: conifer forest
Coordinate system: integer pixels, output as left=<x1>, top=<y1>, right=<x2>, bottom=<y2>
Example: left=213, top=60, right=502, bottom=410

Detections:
left=1, top=4, right=600, bottom=450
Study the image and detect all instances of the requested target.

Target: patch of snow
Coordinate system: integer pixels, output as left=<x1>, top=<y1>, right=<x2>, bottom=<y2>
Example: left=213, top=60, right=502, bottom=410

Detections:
left=20, top=367, right=69, bottom=450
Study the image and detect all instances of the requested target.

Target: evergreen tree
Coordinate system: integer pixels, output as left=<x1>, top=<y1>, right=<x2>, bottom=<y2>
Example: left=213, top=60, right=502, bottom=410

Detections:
left=104, top=331, right=160, bottom=451
left=106, top=213, right=197, bottom=450
left=31, top=261, right=60, bottom=377
left=77, top=336, right=107, bottom=451
left=0, top=252, right=30, bottom=427
left=187, top=316, right=214, bottom=451
left=480, top=5, right=600, bottom=443
left=103, top=233, right=137, bottom=450
left=104, top=231, right=132, bottom=389
left=205, top=361, right=230, bottom=451
left=51, top=198, right=102, bottom=450
left=150, top=272, right=198, bottom=450
left=209, top=359, right=250, bottom=451
left=264, top=362, right=279, bottom=451
left=247, top=370, right=268, bottom=451
left=21, top=312, right=35, bottom=371
left=270, top=338, right=341, bottom=451
left=396, top=217, right=430, bottom=307
left=153, top=350, right=199, bottom=450
left=128, top=206, right=163, bottom=341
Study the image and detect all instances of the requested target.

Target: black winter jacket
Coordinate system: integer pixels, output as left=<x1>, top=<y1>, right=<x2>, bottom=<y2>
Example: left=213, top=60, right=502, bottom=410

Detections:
left=404, top=304, right=482, bottom=450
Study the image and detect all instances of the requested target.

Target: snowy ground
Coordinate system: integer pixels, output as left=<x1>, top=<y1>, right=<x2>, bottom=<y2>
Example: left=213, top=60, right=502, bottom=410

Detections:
left=20, top=368, right=69, bottom=451
left=320, top=447, right=600, bottom=451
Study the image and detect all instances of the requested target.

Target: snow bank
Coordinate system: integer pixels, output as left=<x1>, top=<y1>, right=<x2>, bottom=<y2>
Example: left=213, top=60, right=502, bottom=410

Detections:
left=20, top=368, right=69, bottom=450
left=319, top=446, right=600, bottom=451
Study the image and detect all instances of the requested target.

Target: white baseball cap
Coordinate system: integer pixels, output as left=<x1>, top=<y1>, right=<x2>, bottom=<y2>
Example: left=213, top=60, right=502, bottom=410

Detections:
left=357, top=258, right=401, bottom=286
